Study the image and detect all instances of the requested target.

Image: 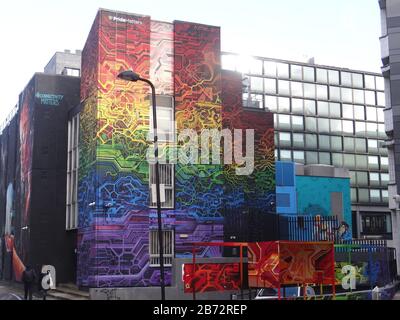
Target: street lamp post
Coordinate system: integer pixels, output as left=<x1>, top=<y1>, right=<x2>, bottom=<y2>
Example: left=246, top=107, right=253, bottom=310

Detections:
left=117, top=70, right=166, bottom=300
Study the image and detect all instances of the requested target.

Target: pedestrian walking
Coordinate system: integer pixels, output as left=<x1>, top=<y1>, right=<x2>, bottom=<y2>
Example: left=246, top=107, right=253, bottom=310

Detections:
left=22, top=265, right=37, bottom=300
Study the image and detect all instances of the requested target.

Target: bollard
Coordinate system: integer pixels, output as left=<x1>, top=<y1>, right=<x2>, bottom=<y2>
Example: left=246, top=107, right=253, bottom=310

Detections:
left=372, top=286, right=380, bottom=300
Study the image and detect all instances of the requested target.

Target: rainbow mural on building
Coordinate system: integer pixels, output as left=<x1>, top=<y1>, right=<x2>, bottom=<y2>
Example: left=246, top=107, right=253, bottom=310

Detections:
left=77, top=9, right=275, bottom=288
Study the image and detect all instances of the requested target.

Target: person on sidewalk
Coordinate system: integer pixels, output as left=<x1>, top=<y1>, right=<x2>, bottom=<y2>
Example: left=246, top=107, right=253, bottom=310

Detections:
left=22, top=265, right=37, bottom=300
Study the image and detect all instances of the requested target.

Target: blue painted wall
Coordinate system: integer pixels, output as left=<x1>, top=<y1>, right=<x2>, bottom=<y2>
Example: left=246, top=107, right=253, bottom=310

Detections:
left=296, top=176, right=352, bottom=229
left=276, top=162, right=297, bottom=215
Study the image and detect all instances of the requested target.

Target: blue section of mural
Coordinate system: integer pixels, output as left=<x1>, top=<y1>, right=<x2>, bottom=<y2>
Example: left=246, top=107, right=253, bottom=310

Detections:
left=276, top=162, right=297, bottom=215
left=296, top=176, right=352, bottom=229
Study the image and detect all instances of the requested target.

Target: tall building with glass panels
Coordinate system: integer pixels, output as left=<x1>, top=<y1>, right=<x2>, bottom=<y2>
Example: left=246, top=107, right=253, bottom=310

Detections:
left=222, top=53, right=391, bottom=240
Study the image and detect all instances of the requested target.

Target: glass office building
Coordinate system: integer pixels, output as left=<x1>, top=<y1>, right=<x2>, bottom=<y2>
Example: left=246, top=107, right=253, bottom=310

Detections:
left=222, top=53, right=391, bottom=240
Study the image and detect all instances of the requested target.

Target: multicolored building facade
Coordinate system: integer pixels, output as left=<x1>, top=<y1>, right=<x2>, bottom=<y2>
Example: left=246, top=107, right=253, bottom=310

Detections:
left=77, top=9, right=275, bottom=288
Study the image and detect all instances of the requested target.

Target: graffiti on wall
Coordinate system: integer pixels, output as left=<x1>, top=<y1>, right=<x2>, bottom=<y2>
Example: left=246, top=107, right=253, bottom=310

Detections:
left=183, top=263, right=241, bottom=293
left=248, top=242, right=335, bottom=288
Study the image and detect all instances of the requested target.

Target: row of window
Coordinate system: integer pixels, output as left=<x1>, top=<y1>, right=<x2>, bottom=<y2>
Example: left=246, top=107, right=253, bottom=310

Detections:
left=350, top=171, right=389, bottom=188
left=274, top=114, right=386, bottom=138
left=221, top=54, right=384, bottom=90
left=351, top=188, right=388, bottom=204
left=277, top=150, right=389, bottom=171
left=248, top=78, right=385, bottom=105
left=261, top=96, right=385, bottom=122
left=275, top=132, right=387, bottom=156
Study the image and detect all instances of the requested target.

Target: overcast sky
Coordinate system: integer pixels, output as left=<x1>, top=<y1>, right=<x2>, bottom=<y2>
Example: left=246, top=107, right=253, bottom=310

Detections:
left=0, top=0, right=382, bottom=123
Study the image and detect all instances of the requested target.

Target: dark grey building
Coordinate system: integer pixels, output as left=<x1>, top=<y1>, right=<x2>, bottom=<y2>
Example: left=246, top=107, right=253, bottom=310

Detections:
left=44, top=50, right=82, bottom=77
left=222, top=52, right=391, bottom=241
left=379, top=0, right=400, bottom=273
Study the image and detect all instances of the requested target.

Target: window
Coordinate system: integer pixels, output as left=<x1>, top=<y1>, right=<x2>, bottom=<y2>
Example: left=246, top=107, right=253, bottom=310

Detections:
left=351, top=188, right=358, bottom=202
left=264, top=61, right=277, bottom=77
left=381, top=157, right=389, bottom=170
left=292, top=116, right=304, bottom=130
left=278, top=97, right=291, bottom=112
left=343, top=120, right=354, bottom=134
left=63, top=67, right=80, bottom=77
left=332, top=153, right=343, bottom=167
left=305, top=134, right=318, bottom=149
left=303, top=67, right=315, bottom=82
left=279, top=132, right=291, bottom=147
left=278, top=114, right=291, bottom=129
left=306, top=151, right=318, bottom=164
left=277, top=63, right=289, bottom=79
left=291, top=65, right=303, bottom=80
left=341, top=88, right=353, bottom=103
left=330, top=136, right=343, bottom=151
left=342, top=104, right=353, bottom=119
left=370, top=190, right=381, bottom=202
left=316, top=68, right=328, bottom=83
left=304, top=100, right=316, bottom=115
left=368, top=156, right=379, bottom=170
left=319, top=135, right=331, bottom=150
left=330, top=119, right=342, bottom=134
left=355, top=138, right=367, bottom=153
left=358, top=189, right=369, bottom=202
left=381, top=173, right=390, bottom=186
left=344, top=154, right=356, bottom=169
left=330, top=103, right=341, bottom=117
left=319, top=152, right=331, bottom=165
left=280, top=150, right=292, bottom=161
left=367, top=123, right=378, bottom=137
left=365, top=75, right=375, bottom=90
left=304, top=83, right=316, bottom=99
left=366, top=107, right=377, bottom=122
left=317, top=85, right=328, bottom=100
left=377, top=108, right=384, bottom=123
left=150, top=164, right=174, bottom=209
left=357, top=171, right=369, bottom=186
left=265, top=95, right=277, bottom=112
left=318, top=101, right=329, bottom=117
left=328, top=70, right=340, bottom=85
left=66, top=114, right=79, bottom=230
left=368, top=139, right=378, bottom=153
left=251, top=77, right=264, bottom=92
left=355, top=122, right=366, bottom=136
left=365, top=91, right=376, bottom=105
left=377, top=92, right=386, bottom=106
left=305, top=117, right=317, bottom=132
left=249, top=58, right=263, bottom=75
left=344, top=137, right=355, bottom=152
left=350, top=171, right=357, bottom=187
left=149, top=96, right=175, bottom=141
left=354, top=105, right=365, bottom=120
left=382, top=190, right=389, bottom=202
left=329, top=86, right=341, bottom=101
left=352, top=73, right=363, bottom=88
left=341, top=72, right=352, bottom=87
left=361, top=213, right=392, bottom=237
left=356, top=155, right=368, bottom=170
left=278, top=80, right=290, bottom=95
left=149, top=229, right=174, bottom=267
left=369, top=173, right=380, bottom=187
left=353, top=89, right=365, bottom=105
left=291, top=82, right=303, bottom=97
left=376, top=77, right=385, bottom=91
left=293, top=133, right=305, bottom=148
left=318, top=118, right=330, bottom=134
left=292, top=98, right=303, bottom=114
left=293, top=151, right=305, bottom=164
left=265, top=78, right=277, bottom=94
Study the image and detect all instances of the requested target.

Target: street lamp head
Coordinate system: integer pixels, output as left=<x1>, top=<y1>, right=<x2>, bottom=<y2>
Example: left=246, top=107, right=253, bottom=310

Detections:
left=117, top=70, right=141, bottom=82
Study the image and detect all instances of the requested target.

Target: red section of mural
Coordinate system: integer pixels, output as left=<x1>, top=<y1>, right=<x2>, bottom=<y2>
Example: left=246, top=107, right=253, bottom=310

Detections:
left=248, top=241, right=335, bottom=288
left=183, top=263, right=241, bottom=293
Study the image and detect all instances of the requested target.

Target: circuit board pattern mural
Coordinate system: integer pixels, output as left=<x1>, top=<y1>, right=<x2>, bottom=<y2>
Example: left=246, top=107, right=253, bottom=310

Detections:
left=183, top=263, right=241, bottom=293
left=77, top=9, right=168, bottom=288
left=221, top=70, right=275, bottom=211
left=174, top=21, right=224, bottom=257
left=248, top=242, right=335, bottom=288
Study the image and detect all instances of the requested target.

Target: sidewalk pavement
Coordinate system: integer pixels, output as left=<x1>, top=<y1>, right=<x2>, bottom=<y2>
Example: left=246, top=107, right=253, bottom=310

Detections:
left=0, top=280, right=57, bottom=300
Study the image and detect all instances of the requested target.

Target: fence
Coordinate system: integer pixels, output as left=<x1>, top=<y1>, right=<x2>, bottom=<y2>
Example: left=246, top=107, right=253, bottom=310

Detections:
left=285, top=216, right=340, bottom=242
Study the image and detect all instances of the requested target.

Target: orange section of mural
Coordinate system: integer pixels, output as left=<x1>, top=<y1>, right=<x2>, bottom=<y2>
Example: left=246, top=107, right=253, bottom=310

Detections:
left=248, top=241, right=335, bottom=288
